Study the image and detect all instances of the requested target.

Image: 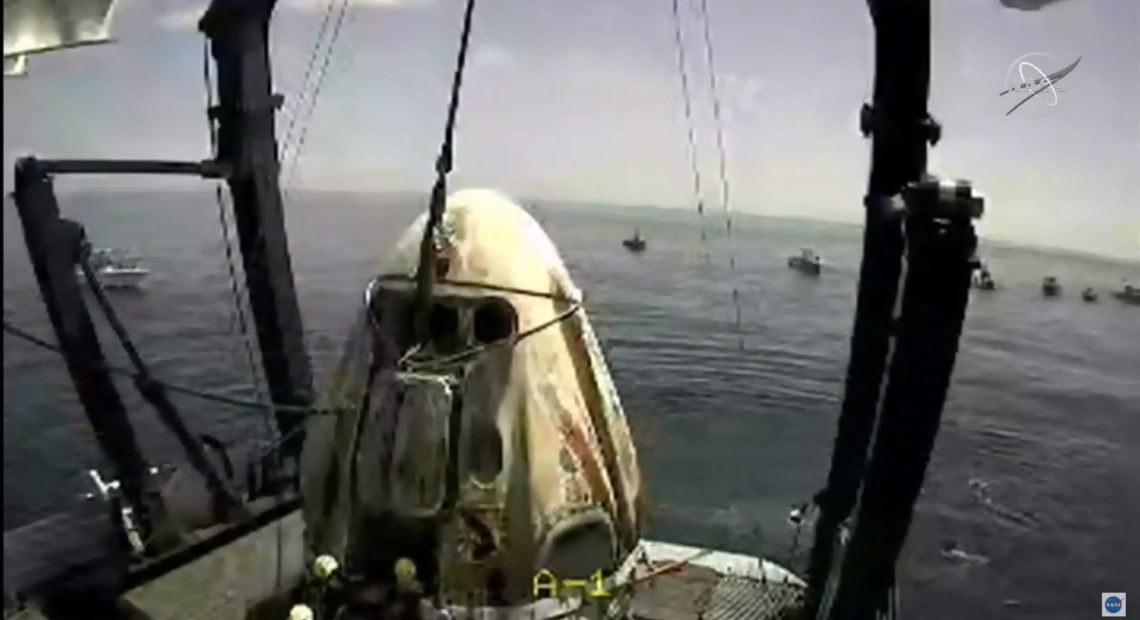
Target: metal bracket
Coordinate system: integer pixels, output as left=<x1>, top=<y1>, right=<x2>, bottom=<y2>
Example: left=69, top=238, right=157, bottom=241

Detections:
left=35, top=158, right=229, bottom=179
left=902, top=174, right=984, bottom=220
left=863, top=193, right=907, bottom=217
left=859, top=102, right=942, bottom=146
left=85, top=470, right=148, bottom=556
left=864, top=175, right=984, bottom=222
left=207, top=93, right=285, bottom=120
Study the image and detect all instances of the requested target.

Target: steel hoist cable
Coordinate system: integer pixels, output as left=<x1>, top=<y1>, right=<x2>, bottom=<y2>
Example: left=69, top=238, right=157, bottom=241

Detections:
left=670, top=0, right=711, bottom=266
left=695, top=0, right=746, bottom=349
left=412, top=0, right=478, bottom=345
left=281, top=0, right=353, bottom=190
left=279, top=0, right=340, bottom=166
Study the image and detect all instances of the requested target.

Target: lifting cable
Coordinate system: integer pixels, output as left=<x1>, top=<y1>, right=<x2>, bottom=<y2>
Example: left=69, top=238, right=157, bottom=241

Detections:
left=696, top=0, right=744, bottom=349
left=278, top=0, right=342, bottom=167
left=412, top=0, right=478, bottom=344
left=670, top=0, right=711, bottom=265
left=280, top=0, right=353, bottom=190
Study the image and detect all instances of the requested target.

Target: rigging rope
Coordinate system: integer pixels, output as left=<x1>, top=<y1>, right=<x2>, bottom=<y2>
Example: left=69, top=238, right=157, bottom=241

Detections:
left=278, top=0, right=340, bottom=166
left=280, top=0, right=353, bottom=190
left=670, top=0, right=711, bottom=265
left=695, top=0, right=745, bottom=349
left=2, top=319, right=330, bottom=416
left=412, top=0, right=477, bottom=344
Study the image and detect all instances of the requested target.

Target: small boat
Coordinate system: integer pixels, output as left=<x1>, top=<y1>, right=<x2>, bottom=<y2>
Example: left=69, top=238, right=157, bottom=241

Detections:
left=972, top=266, right=996, bottom=290
left=1081, top=287, right=1098, bottom=303
left=622, top=228, right=647, bottom=252
left=77, top=248, right=150, bottom=289
left=1112, top=284, right=1140, bottom=305
left=1041, top=276, right=1061, bottom=297
left=788, top=247, right=822, bottom=275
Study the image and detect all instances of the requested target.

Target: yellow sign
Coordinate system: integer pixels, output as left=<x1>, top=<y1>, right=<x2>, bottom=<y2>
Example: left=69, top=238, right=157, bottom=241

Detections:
left=533, top=569, right=558, bottom=599
left=532, top=568, right=611, bottom=599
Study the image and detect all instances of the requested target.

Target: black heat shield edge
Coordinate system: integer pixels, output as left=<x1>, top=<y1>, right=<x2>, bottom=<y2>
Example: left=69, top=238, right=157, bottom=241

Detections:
left=804, top=0, right=932, bottom=615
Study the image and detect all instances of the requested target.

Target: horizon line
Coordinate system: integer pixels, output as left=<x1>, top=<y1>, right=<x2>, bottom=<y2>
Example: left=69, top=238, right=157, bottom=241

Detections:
left=24, top=186, right=1140, bottom=264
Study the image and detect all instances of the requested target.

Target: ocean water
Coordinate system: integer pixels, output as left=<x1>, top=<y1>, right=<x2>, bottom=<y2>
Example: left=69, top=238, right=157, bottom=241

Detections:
left=3, top=190, right=1138, bottom=619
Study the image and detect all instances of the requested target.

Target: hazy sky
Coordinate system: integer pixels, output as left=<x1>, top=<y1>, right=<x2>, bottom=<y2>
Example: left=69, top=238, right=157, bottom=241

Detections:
left=4, top=0, right=1138, bottom=258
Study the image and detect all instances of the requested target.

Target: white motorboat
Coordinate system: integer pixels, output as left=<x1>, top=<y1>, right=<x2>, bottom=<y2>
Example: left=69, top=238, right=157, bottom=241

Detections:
left=77, top=248, right=150, bottom=289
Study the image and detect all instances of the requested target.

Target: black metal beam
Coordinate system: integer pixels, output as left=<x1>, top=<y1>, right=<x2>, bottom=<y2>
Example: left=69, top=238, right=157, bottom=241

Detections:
left=201, top=0, right=314, bottom=461
left=828, top=183, right=977, bottom=620
left=36, top=159, right=227, bottom=177
left=10, top=156, right=152, bottom=527
left=805, top=0, right=935, bottom=615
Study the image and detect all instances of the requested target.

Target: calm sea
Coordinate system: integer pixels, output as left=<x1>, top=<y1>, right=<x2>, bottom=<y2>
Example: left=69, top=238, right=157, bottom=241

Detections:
left=4, top=190, right=1138, bottom=619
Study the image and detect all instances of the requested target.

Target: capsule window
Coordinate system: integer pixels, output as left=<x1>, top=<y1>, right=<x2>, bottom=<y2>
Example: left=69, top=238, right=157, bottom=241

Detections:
left=428, top=303, right=459, bottom=338
left=473, top=298, right=516, bottom=344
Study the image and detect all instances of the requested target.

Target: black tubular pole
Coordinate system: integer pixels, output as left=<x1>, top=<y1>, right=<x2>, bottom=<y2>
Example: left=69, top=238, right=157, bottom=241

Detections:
left=804, top=0, right=932, bottom=614
left=201, top=0, right=314, bottom=461
left=11, top=157, right=152, bottom=524
left=828, top=202, right=977, bottom=620
left=413, top=0, right=477, bottom=344
left=37, top=159, right=226, bottom=177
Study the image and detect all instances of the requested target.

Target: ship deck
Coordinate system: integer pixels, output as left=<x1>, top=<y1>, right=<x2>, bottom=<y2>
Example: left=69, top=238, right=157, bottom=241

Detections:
left=9, top=512, right=804, bottom=620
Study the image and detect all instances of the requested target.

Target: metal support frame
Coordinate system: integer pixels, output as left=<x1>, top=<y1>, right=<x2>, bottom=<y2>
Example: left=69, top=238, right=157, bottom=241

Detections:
left=827, top=178, right=980, bottom=619
left=10, top=156, right=154, bottom=531
left=201, top=0, right=314, bottom=461
left=806, top=0, right=942, bottom=616
left=6, top=154, right=270, bottom=616
left=5, top=0, right=313, bottom=615
left=35, top=159, right=227, bottom=176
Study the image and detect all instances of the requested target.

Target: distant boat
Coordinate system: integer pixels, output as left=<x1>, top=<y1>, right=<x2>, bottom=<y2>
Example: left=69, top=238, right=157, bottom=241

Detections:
left=1081, top=287, right=1098, bottom=303
left=77, top=248, right=150, bottom=289
left=1041, top=276, right=1061, bottom=297
left=788, top=247, right=822, bottom=275
left=972, top=265, right=996, bottom=290
left=622, top=229, right=646, bottom=253
left=1112, top=284, right=1140, bottom=305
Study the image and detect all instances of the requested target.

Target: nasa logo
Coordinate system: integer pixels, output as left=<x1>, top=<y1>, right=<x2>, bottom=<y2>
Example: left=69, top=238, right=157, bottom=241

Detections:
left=1102, top=592, right=1126, bottom=617
left=1000, top=52, right=1081, bottom=118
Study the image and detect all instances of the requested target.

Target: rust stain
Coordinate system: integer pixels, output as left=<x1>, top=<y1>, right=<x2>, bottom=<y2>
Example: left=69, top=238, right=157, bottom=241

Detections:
left=557, top=412, right=615, bottom=518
